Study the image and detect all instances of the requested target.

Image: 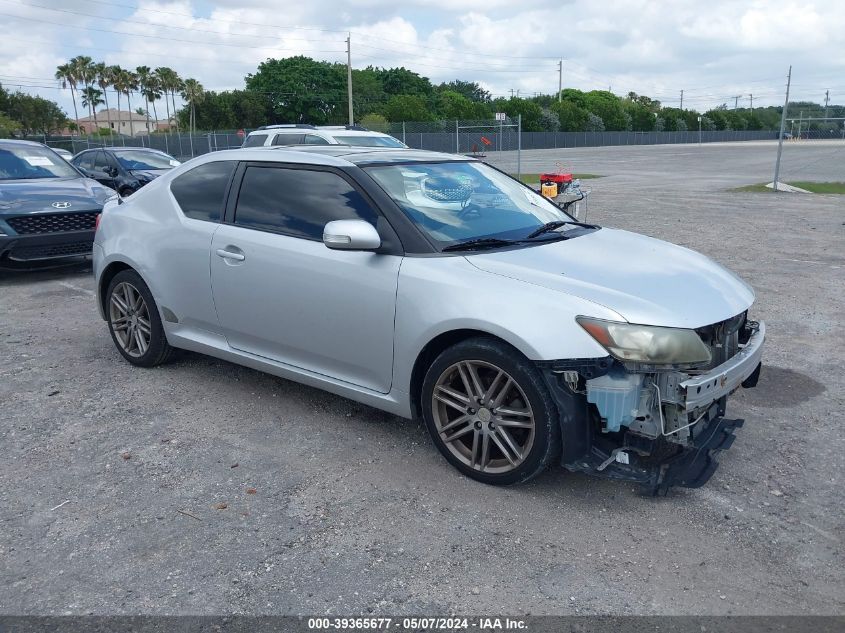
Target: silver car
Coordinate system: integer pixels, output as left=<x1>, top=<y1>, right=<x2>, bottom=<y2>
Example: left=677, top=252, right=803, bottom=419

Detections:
left=93, top=146, right=764, bottom=492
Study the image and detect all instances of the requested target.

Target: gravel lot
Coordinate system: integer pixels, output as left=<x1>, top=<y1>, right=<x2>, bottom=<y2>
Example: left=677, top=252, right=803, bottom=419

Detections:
left=1, top=141, right=843, bottom=616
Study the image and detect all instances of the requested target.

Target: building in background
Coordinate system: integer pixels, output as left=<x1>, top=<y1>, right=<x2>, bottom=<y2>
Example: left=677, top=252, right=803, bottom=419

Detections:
left=71, top=109, right=171, bottom=136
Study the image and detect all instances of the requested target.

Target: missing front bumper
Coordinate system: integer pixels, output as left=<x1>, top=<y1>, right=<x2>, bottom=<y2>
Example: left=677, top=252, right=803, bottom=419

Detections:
left=539, top=320, right=765, bottom=493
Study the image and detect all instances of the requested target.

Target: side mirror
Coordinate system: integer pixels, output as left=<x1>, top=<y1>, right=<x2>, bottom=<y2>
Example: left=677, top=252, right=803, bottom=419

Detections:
left=323, top=219, right=381, bottom=251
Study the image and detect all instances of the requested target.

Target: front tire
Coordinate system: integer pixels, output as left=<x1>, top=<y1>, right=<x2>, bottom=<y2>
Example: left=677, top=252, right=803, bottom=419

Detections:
left=106, top=269, right=175, bottom=367
left=421, top=337, right=561, bottom=485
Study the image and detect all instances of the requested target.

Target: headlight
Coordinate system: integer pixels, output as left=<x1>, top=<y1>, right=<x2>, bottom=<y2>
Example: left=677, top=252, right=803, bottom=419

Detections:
left=577, top=317, right=711, bottom=365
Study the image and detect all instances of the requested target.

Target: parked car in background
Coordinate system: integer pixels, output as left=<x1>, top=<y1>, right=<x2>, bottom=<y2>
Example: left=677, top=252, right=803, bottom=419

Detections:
left=53, top=148, right=74, bottom=161
left=93, top=146, right=764, bottom=493
left=0, top=140, right=114, bottom=264
left=242, top=124, right=408, bottom=149
left=72, top=147, right=181, bottom=196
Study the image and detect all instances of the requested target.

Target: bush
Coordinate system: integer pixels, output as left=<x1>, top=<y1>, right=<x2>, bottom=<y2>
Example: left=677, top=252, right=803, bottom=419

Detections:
left=360, top=113, right=388, bottom=131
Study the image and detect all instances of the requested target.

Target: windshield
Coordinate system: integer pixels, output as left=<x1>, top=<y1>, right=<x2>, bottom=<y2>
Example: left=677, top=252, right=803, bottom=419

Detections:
left=333, top=135, right=406, bottom=148
left=0, top=145, right=80, bottom=180
left=365, top=161, right=575, bottom=248
left=112, top=149, right=180, bottom=170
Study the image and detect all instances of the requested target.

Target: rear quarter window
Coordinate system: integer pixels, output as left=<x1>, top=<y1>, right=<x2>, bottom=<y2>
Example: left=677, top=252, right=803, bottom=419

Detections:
left=170, top=161, right=236, bottom=222
left=242, top=134, right=268, bottom=148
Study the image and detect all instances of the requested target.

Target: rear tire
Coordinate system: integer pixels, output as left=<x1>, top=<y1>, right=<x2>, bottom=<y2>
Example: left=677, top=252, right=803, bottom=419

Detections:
left=105, top=269, right=175, bottom=367
left=421, top=337, right=560, bottom=485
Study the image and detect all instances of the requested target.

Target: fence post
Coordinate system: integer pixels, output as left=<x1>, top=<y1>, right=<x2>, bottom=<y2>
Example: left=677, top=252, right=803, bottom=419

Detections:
left=207, top=134, right=212, bottom=154
left=517, top=114, right=522, bottom=182
left=455, top=120, right=459, bottom=154
left=402, top=121, right=406, bottom=145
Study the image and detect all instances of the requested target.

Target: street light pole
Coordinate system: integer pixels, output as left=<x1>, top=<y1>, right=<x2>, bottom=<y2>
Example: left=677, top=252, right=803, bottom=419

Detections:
left=558, top=59, right=563, bottom=102
left=346, top=33, right=353, bottom=126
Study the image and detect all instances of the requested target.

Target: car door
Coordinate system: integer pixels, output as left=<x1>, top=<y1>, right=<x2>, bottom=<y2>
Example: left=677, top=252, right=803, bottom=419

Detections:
left=92, top=150, right=117, bottom=188
left=209, top=163, right=402, bottom=393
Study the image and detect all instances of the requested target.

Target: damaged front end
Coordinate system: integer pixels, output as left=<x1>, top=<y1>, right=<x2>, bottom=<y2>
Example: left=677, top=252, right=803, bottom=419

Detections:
left=540, top=313, right=765, bottom=494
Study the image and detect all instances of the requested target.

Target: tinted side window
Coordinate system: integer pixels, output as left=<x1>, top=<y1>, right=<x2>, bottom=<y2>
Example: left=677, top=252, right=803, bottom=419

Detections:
left=272, top=133, right=305, bottom=146
left=93, top=151, right=109, bottom=169
left=234, top=167, right=379, bottom=240
left=75, top=152, right=95, bottom=170
left=304, top=134, right=330, bottom=145
left=242, top=134, right=267, bottom=147
left=170, top=161, right=236, bottom=222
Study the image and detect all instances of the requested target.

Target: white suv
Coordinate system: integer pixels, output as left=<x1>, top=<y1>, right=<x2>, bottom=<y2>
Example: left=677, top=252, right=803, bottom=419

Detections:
left=242, top=124, right=407, bottom=149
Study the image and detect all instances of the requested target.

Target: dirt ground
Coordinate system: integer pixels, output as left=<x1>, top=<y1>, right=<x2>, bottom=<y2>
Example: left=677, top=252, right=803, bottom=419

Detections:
left=1, top=141, right=843, bottom=616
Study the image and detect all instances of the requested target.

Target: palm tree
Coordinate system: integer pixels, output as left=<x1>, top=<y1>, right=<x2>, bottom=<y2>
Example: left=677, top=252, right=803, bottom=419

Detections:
left=154, top=67, right=178, bottom=132
left=94, top=62, right=114, bottom=136
left=55, top=63, right=80, bottom=135
left=136, top=66, right=154, bottom=134
left=181, top=78, right=204, bottom=133
left=70, top=55, right=94, bottom=119
left=81, top=86, right=105, bottom=131
left=109, top=65, right=125, bottom=135
left=143, top=74, right=163, bottom=132
left=123, top=70, right=138, bottom=136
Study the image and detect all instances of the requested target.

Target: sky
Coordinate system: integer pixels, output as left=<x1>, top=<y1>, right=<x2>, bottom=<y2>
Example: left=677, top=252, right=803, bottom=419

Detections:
left=1, top=0, right=843, bottom=118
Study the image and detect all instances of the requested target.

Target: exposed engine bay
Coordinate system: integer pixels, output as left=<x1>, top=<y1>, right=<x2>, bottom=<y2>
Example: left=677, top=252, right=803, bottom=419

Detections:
left=541, top=313, right=765, bottom=494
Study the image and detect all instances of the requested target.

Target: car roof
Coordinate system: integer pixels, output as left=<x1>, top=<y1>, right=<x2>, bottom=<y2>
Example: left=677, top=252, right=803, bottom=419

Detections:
left=199, top=146, right=475, bottom=168
left=0, top=139, right=46, bottom=148
left=269, top=146, right=473, bottom=165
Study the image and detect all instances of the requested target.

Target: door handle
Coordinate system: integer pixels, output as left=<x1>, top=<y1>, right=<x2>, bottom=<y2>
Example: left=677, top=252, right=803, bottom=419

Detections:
left=216, top=248, right=245, bottom=261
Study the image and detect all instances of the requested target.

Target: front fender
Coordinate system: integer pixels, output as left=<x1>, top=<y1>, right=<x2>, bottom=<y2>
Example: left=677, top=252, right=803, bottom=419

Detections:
left=393, top=256, right=621, bottom=394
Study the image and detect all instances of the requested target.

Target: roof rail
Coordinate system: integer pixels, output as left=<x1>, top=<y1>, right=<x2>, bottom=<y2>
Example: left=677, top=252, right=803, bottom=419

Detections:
left=345, top=125, right=369, bottom=131
left=256, top=123, right=317, bottom=130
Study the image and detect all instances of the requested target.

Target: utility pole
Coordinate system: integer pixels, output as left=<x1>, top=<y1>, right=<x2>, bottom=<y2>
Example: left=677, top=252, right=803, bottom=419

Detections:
left=749, top=93, right=753, bottom=113
left=773, top=65, right=792, bottom=192
left=557, top=59, right=563, bottom=102
left=346, top=33, right=353, bottom=126
left=680, top=89, right=684, bottom=110
left=509, top=88, right=515, bottom=99
left=733, top=95, right=740, bottom=110
left=824, top=89, right=830, bottom=118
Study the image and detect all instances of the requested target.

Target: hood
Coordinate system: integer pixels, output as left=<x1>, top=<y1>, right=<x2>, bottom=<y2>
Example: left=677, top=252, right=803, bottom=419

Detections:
left=128, top=169, right=168, bottom=181
left=466, top=228, right=755, bottom=329
left=0, top=177, right=114, bottom=214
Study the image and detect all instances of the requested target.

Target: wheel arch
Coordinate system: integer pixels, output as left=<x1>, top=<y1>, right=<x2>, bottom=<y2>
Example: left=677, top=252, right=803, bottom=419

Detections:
left=408, top=328, right=531, bottom=420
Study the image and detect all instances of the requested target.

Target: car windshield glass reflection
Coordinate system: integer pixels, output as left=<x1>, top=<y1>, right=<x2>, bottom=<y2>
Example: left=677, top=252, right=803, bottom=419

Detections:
left=112, top=150, right=179, bottom=171
left=366, top=161, right=577, bottom=248
left=0, top=146, right=79, bottom=180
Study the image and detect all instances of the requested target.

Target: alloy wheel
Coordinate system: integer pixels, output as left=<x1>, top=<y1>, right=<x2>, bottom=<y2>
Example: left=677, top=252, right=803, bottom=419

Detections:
left=431, top=360, right=536, bottom=474
left=109, top=281, right=152, bottom=358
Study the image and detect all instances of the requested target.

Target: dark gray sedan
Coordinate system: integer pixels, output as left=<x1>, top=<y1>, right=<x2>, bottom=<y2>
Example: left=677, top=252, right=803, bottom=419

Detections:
left=0, top=140, right=114, bottom=264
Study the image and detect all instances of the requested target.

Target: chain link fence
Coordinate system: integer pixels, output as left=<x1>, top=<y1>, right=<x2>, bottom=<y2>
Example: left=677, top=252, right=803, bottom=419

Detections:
left=24, top=119, right=840, bottom=162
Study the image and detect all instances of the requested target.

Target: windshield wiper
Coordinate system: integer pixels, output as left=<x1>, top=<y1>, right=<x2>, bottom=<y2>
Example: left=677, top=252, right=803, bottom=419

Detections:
left=441, top=237, right=516, bottom=252
left=525, top=220, right=598, bottom=239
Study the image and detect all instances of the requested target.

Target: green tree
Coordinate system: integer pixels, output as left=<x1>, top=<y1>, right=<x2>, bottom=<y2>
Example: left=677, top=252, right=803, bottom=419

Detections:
left=55, top=62, right=81, bottom=135
left=583, top=91, right=626, bottom=130
left=552, top=100, right=588, bottom=131
left=437, top=80, right=490, bottom=102
left=373, top=66, right=433, bottom=97
left=359, top=113, right=388, bottom=131
left=181, top=78, right=204, bottom=132
left=94, top=62, right=115, bottom=135
left=383, top=95, right=432, bottom=122
left=0, top=112, right=21, bottom=137
left=80, top=86, right=104, bottom=131
left=435, top=90, right=490, bottom=120
left=246, top=56, right=346, bottom=124
left=498, top=97, right=544, bottom=131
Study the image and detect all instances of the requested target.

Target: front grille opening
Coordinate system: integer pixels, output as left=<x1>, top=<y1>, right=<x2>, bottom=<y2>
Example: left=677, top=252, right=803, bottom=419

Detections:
left=8, top=241, right=92, bottom=261
left=7, top=212, right=99, bottom=235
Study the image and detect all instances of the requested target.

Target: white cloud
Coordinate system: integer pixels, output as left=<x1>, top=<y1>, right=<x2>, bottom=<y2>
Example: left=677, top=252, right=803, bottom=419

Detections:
left=3, top=0, right=844, bottom=119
